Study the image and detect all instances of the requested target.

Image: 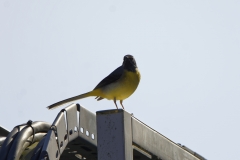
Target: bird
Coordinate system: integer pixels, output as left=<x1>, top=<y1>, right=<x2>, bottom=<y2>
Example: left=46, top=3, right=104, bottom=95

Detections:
left=47, top=55, right=141, bottom=110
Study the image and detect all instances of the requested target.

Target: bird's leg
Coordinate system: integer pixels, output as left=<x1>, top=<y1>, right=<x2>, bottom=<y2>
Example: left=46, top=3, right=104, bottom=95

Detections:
left=120, top=100, right=125, bottom=110
left=114, top=97, right=118, bottom=109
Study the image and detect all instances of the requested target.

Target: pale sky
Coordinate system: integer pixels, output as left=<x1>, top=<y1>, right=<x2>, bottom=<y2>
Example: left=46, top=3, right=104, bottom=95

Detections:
left=0, top=1, right=240, bottom=159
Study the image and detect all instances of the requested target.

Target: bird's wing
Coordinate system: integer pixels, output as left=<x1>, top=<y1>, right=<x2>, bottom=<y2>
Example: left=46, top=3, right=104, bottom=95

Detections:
left=93, top=66, right=123, bottom=90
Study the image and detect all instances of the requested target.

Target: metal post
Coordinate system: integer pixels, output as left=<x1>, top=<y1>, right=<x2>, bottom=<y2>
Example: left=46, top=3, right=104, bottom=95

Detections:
left=97, top=109, right=133, bottom=160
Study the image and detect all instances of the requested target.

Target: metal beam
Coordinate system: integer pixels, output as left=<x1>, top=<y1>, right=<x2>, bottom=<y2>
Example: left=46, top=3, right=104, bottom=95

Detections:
left=132, top=117, right=201, bottom=160
left=97, top=109, right=133, bottom=160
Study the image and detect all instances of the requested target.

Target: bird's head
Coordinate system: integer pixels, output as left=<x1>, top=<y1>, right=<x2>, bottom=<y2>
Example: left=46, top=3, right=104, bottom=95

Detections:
left=123, top=55, right=137, bottom=72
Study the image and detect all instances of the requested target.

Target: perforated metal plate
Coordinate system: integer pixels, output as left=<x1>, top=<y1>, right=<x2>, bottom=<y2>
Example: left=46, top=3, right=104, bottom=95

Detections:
left=64, top=104, right=79, bottom=142
left=40, top=130, right=59, bottom=160
left=52, top=112, right=68, bottom=155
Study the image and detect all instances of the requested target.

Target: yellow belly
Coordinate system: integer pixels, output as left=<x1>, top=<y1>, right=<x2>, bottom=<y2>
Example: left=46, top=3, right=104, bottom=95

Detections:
left=100, top=69, right=140, bottom=100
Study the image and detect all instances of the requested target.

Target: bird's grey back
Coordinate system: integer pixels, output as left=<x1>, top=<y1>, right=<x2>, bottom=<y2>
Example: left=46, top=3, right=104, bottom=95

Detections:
left=93, top=66, right=124, bottom=90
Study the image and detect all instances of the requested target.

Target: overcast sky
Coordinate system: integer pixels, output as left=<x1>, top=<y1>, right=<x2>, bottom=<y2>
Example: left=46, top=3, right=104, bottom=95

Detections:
left=0, top=1, right=240, bottom=159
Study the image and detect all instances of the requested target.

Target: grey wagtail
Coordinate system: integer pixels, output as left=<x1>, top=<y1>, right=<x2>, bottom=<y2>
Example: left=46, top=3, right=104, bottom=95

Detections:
left=47, top=55, right=141, bottom=110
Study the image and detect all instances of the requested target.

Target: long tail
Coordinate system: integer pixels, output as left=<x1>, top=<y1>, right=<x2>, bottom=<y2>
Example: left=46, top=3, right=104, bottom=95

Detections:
left=47, top=91, right=96, bottom=110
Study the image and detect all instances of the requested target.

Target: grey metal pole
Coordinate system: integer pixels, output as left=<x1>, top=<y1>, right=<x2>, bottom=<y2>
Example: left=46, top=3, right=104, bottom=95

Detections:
left=97, top=109, right=133, bottom=160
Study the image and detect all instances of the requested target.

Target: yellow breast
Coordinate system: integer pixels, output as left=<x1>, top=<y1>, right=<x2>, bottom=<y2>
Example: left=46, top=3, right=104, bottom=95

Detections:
left=100, top=68, right=141, bottom=100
